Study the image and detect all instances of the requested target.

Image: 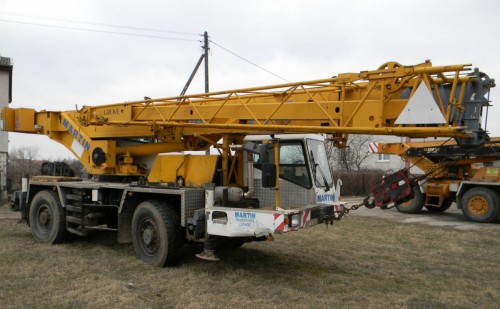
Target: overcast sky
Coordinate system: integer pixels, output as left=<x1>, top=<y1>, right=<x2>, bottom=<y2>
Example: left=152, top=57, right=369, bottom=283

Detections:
left=1, top=0, right=500, bottom=159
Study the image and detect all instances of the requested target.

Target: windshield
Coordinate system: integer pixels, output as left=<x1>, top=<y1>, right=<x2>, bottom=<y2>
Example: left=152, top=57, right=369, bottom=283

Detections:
left=307, top=139, right=333, bottom=188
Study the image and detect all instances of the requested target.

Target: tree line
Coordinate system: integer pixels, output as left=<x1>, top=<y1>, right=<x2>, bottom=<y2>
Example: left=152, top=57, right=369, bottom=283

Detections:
left=7, top=145, right=85, bottom=192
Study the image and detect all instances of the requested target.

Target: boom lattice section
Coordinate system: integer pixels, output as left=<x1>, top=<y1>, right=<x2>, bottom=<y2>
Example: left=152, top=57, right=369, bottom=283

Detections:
left=2, top=61, right=493, bottom=175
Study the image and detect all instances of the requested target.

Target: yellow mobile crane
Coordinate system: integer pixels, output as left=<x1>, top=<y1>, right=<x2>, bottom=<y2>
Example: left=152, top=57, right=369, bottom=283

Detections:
left=2, top=61, right=494, bottom=266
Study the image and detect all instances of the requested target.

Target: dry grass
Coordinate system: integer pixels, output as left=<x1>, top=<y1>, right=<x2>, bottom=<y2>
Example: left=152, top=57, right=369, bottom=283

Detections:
left=0, top=205, right=498, bottom=309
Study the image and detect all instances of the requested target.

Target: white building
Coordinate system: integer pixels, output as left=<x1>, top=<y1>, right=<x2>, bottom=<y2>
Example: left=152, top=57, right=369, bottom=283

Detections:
left=361, top=135, right=433, bottom=175
left=364, top=135, right=408, bottom=173
left=0, top=55, right=12, bottom=202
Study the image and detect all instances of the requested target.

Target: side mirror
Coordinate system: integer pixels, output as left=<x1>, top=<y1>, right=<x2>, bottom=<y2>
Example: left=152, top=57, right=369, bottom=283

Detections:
left=259, top=143, right=275, bottom=164
left=261, top=163, right=276, bottom=188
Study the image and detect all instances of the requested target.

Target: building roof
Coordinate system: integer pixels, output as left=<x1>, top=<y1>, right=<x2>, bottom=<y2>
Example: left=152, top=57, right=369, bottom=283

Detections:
left=0, top=56, right=12, bottom=67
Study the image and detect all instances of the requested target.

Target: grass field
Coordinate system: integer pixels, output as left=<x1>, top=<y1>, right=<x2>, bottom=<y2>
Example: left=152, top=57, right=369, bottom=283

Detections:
left=0, top=206, right=498, bottom=309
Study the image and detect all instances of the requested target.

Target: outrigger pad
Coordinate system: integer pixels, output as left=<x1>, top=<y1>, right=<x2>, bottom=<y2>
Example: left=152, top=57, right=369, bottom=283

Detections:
left=196, top=250, right=220, bottom=262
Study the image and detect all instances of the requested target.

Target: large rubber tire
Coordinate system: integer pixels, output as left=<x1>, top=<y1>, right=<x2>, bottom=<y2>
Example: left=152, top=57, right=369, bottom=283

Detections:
left=131, top=200, right=183, bottom=267
left=395, top=185, right=425, bottom=214
left=460, top=187, right=500, bottom=223
left=29, top=190, right=66, bottom=244
left=424, top=198, right=453, bottom=213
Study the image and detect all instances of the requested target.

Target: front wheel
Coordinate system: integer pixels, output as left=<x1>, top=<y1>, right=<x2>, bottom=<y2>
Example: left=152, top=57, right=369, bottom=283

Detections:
left=29, top=190, right=66, bottom=244
left=460, top=187, right=500, bottom=223
left=131, top=200, right=183, bottom=267
left=395, top=185, right=425, bottom=214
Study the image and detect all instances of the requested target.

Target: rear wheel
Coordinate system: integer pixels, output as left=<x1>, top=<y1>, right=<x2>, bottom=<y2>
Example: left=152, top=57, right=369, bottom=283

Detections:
left=131, top=200, right=183, bottom=267
left=29, top=190, right=66, bottom=244
left=424, top=198, right=453, bottom=213
left=395, top=185, right=424, bottom=214
left=460, top=187, right=500, bottom=223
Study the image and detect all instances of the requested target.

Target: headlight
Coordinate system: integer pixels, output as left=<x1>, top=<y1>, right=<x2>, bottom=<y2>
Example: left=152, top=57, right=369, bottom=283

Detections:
left=290, top=213, right=301, bottom=227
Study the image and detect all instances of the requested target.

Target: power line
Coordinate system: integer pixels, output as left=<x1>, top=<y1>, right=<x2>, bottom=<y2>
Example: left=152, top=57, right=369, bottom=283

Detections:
left=0, top=10, right=199, bottom=37
left=209, top=40, right=291, bottom=83
left=0, top=18, right=199, bottom=42
left=1, top=11, right=290, bottom=83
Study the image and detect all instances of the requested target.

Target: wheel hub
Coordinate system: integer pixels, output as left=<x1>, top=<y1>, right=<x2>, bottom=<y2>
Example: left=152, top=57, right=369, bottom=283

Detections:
left=401, top=198, right=413, bottom=208
left=467, top=196, right=488, bottom=216
left=139, top=219, right=158, bottom=255
left=38, top=207, right=51, bottom=229
left=142, top=228, right=153, bottom=245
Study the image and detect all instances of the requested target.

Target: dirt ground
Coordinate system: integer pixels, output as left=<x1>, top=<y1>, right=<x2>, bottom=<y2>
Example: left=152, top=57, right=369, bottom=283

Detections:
left=0, top=204, right=19, bottom=220
left=1, top=200, right=498, bottom=308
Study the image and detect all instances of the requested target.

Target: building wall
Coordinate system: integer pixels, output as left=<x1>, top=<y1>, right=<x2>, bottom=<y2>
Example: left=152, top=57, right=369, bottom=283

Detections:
left=0, top=152, right=6, bottom=199
left=0, top=56, right=12, bottom=202
left=362, top=135, right=425, bottom=175
left=0, top=69, right=9, bottom=151
left=363, top=135, right=407, bottom=173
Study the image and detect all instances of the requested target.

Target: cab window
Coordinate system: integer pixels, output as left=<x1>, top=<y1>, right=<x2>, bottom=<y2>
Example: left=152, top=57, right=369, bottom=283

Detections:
left=253, top=142, right=311, bottom=189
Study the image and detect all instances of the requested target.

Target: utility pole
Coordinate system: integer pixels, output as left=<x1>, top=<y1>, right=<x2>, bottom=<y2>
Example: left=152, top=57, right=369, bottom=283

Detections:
left=178, top=31, right=210, bottom=98
left=203, top=32, right=210, bottom=155
left=203, top=31, right=209, bottom=93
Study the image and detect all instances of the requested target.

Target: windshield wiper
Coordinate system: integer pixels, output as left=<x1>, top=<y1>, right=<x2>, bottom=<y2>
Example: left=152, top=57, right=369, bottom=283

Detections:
left=309, top=150, right=330, bottom=191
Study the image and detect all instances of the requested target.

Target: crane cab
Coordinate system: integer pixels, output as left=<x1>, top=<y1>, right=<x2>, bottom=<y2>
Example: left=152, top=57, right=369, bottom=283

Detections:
left=243, top=134, right=337, bottom=208
left=205, top=134, right=344, bottom=238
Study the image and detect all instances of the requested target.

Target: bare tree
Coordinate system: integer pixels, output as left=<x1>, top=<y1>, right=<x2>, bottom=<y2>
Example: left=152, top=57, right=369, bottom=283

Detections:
left=326, top=134, right=376, bottom=172
left=8, top=145, right=41, bottom=191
